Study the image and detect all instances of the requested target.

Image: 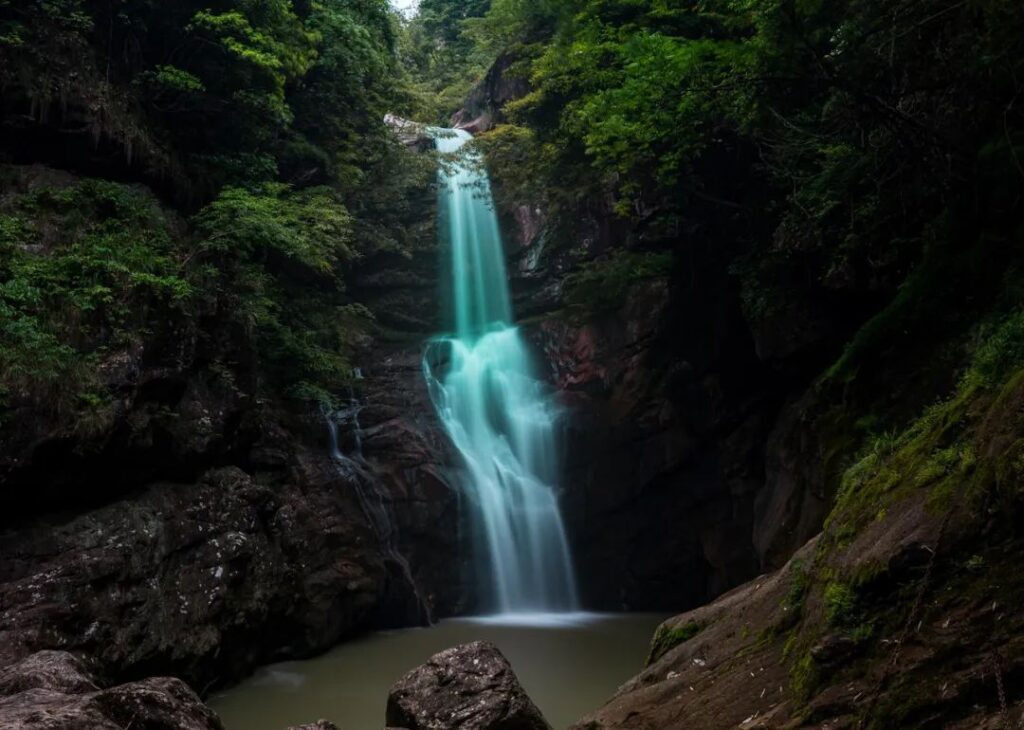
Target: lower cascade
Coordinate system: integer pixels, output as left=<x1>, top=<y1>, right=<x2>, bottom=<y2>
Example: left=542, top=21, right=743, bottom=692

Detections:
left=423, top=128, right=579, bottom=614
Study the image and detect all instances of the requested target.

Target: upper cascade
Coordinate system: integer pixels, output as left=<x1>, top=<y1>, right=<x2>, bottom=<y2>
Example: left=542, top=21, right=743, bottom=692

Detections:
left=433, top=129, right=513, bottom=339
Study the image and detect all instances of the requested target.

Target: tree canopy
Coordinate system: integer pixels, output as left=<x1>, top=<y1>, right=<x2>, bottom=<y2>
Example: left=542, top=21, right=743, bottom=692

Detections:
left=0, top=0, right=432, bottom=416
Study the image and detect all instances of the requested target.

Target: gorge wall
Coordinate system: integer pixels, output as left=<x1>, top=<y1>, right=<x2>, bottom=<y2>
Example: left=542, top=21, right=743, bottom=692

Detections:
left=0, top=160, right=464, bottom=695
left=3, top=1, right=1021, bottom=726
left=452, top=60, right=835, bottom=613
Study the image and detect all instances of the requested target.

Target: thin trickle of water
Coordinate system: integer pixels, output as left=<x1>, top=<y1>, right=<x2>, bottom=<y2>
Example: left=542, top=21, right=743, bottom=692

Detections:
left=325, top=401, right=427, bottom=621
left=422, top=129, right=578, bottom=614
left=326, top=401, right=384, bottom=535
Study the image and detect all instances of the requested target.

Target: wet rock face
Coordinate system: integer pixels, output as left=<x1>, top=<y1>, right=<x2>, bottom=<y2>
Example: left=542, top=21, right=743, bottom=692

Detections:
left=0, top=113, right=463, bottom=727
left=355, top=345, right=469, bottom=618
left=522, top=275, right=766, bottom=611
left=0, top=229, right=464, bottom=686
left=386, top=641, right=551, bottom=730
left=0, top=651, right=222, bottom=730
left=0, top=365, right=247, bottom=524
left=0, top=462, right=390, bottom=691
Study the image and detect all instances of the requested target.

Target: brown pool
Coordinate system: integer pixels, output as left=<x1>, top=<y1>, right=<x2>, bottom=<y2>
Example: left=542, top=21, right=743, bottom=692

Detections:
left=210, top=612, right=665, bottom=729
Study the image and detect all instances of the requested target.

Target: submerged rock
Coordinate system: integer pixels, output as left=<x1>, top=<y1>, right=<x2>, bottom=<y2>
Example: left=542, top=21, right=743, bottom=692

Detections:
left=0, top=651, right=222, bottom=730
left=386, top=641, right=550, bottom=730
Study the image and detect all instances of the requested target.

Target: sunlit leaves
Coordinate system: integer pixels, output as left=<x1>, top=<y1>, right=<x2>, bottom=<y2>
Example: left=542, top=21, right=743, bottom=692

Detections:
left=196, top=184, right=355, bottom=276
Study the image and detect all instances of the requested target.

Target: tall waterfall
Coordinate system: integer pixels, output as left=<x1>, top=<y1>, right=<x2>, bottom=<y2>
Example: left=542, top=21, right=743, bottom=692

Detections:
left=423, top=129, right=579, bottom=614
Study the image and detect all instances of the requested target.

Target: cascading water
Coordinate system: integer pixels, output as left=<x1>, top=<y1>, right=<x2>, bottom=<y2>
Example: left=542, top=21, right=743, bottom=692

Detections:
left=422, top=128, right=579, bottom=615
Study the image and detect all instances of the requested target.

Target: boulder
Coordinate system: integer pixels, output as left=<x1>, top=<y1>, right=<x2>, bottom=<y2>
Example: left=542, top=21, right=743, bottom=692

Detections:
left=0, top=651, right=98, bottom=696
left=0, top=463, right=390, bottom=690
left=0, top=651, right=221, bottom=730
left=386, top=641, right=550, bottom=730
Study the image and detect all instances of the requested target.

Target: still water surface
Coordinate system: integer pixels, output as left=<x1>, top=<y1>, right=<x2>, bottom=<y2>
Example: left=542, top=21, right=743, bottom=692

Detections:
left=211, top=613, right=664, bottom=730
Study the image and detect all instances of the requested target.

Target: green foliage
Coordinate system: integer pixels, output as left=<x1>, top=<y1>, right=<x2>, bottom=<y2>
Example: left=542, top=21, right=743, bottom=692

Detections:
left=193, top=184, right=367, bottom=399
left=196, top=184, right=355, bottom=274
left=438, top=0, right=1024, bottom=385
left=0, top=0, right=429, bottom=415
left=287, top=0, right=400, bottom=185
left=145, top=65, right=206, bottom=95
left=396, top=0, right=493, bottom=123
left=474, top=125, right=555, bottom=213
left=556, top=33, right=750, bottom=193
left=418, top=0, right=491, bottom=48
left=462, top=0, right=559, bottom=56
left=0, top=0, right=401, bottom=195
left=0, top=177, right=192, bottom=415
left=969, top=310, right=1024, bottom=387
left=784, top=559, right=810, bottom=614
left=822, top=581, right=857, bottom=628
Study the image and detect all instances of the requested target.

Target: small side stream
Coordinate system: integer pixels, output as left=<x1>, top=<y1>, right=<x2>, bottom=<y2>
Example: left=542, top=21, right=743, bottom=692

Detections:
left=211, top=613, right=665, bottom=729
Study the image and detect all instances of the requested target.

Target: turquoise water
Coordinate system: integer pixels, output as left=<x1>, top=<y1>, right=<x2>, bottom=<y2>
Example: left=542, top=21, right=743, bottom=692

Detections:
left=422, top=129, right=577, bottom=612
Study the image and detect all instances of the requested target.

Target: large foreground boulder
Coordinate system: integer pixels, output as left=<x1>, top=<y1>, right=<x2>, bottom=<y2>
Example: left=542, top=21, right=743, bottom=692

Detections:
left=0, top=651, right=222, bottom=729
left=0, top=463, right=408, bottom=690
left=386, top=641, right=550, bottom=730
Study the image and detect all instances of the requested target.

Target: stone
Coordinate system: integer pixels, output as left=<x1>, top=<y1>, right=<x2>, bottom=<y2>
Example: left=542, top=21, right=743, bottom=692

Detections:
left=386, top=641, right=551, bottom=730
left=0, top=461, right=390, bottom=690
left=0, top=651, right=221, bottom=730
left=0, top=651, right=98, bottom=696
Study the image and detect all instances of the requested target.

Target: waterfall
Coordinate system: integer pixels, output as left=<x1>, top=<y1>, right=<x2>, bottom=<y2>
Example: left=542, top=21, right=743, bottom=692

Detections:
left=422, top=129, right=579, bottom=614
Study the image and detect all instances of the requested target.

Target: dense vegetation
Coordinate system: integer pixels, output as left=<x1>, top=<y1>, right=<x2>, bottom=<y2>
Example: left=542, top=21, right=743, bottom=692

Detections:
left=3, top=0, right=1021, bottom=493
left=457, top=0, right=1023, bottom=315
left=421, top=0, right=1024, bottom=425
left=1, top=0, right=1023, bottom=722
left=406, top=3, right=1024, bottom=718
left=0, top=0, right=436, bottom=424
left=398, top=0, right=492, bottom=122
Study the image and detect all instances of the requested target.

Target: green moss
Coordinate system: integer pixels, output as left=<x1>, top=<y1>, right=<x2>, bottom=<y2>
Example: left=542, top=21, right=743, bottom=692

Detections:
left=646, top=620, right=702, bottom=665
left=785, top=559, right=810, bottom=613
left=759, top=558, right=812, bottom=640
left=968, top=310, right=1024, bottom=387
left=823, top=581, right=857, bottom=627
left=825, top=384, right=977, bottom=539
left=789, top=648, right=820, bottom=701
